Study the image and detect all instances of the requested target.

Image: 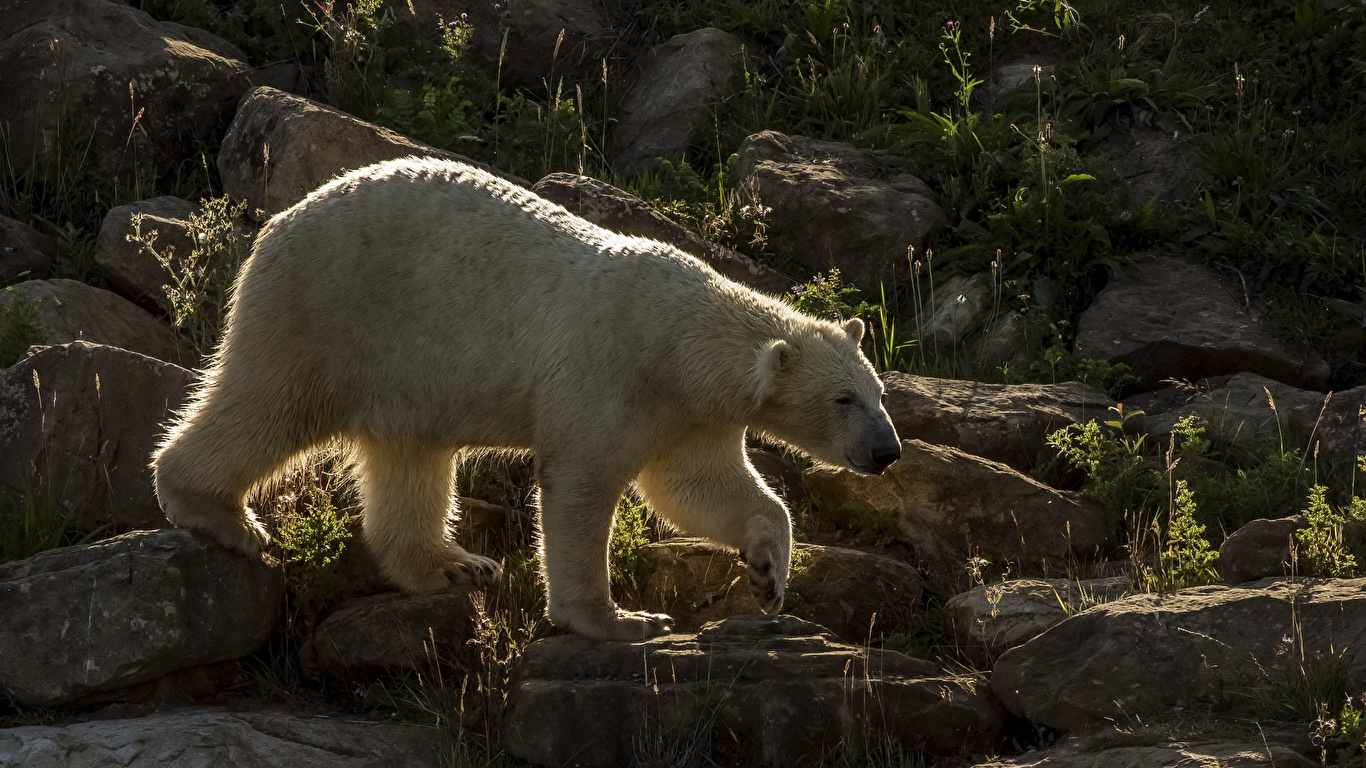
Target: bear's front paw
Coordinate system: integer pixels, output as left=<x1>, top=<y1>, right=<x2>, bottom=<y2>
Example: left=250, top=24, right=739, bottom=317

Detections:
left=555, top=607, right=675, bottom=640
left=443, top=551, right=503, bottom=589
left=740, top=545, right=786, bottom=615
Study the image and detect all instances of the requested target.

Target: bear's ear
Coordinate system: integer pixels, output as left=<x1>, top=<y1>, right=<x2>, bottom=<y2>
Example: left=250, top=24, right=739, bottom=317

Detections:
left=752, top=339, right=790, bottom=405
left=842, top=318, right=865, bottom=346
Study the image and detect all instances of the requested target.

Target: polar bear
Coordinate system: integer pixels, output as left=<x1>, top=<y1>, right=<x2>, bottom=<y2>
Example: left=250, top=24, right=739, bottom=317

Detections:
left=152, top=157, right=902, bottom=640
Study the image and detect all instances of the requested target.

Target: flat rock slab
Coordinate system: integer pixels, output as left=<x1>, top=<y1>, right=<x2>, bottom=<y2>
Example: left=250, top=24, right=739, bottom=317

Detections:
left=504, top=615, right=1002, bottom=767
left=805, top=439, right=1116, bottom=575
left=630, top=537, right=922, bottom=642
left=0, top=708, right=444, bottom=767
left=1075, top=255, right=1328, bottom=392
left=0, top=341, right=191, bottom=530
left=975, top=738, right=1316, bottom=768
left=881, top=372, right=1115, bottom=472
left=991, top=578, right=1366, bottom=731
left=0, top=529, right=282, bottom=707
left=532, top=173, right=790, bottom=294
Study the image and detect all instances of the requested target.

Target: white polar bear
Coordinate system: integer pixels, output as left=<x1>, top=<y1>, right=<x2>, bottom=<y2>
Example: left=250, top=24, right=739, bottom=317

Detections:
left=152, top=157, right=902, bottom=640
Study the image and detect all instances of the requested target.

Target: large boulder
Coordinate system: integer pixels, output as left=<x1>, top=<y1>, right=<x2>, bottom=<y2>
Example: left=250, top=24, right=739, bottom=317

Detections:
left=531, top=173, right=790, bottom=294
left=0, top=279, right=185, bottom=364
left=1094, top=119, right=1196, bottom=216
left=991, top=578, right=1366, bottom=731
left=94, top=196, right=253, bottom=309
left=944, top=576, right=1130, bottom=667
left=0, top=708, right=445, bottom=767
left=391, top=0, right=614, bottom=95
left=0, top=529, right=283, bottom=707
left=805, top=439, right=1117, bottom=574
left=730, top=131, right=947, bottom=287
left=0, top=341, right=191, bottom=530
left=1217, top=516, right=1307, bottom=584
left=0, top=214, right=56, bottom=287
left=1123, top=372, right=1325, bottom=459
left=299, top=590, right=478, bottom=681
left=1294, top=384, right=1366, bottom=483
left=610, top=28, right=746, bottom=175
left=0, top=0, right=261, bottom=180
left=1074, top=255, right=1329, bottom=392
left=503, top=615, right=1003, bottom=767
left=628, top=538, right=922, bottom=643
left=218, top=87, right=525, bottom=220
left=974, top=737, right=1316, bottom=768
left=881, top=371, right=1115, bottom=472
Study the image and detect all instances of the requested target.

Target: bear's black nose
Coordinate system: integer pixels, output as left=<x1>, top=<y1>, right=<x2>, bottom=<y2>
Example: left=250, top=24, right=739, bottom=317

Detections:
left=869, top=444, right=901, bottom=473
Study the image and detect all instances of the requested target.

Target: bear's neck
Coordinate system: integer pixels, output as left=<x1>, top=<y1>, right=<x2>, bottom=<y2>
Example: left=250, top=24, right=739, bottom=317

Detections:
left=668, top=281, right=802, bottom=424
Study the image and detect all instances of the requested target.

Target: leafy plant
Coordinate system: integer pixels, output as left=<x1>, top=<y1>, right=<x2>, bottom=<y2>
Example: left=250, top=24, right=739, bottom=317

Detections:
left=609, top=496, right=650, bottom=592
left=128, top=195, right=249, bottom=358
left=276, top=484, right=352, bottom=614
left=1141, top=478, right=1220, bottom=591
left=1297, top=485, right=1366, bottom=578
left=0, top=288, right=45, bottom=367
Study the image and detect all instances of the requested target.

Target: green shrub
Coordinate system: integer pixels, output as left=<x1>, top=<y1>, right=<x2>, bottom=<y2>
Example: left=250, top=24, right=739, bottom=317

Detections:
left=0, top=289, right=45, bottom=368
left=128, top=195, right=249, bottom=358
left=276, top=486, right=352, bottom=614
left=1141, top=479, right=1220, bottom=592
left=1297, top=485, right=1366, bottom=578
left=609, top=496, right=650, bottom=592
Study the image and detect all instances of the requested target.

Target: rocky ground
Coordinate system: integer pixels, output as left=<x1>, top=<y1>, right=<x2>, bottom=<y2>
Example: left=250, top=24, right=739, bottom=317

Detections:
left=2, top=0, right=1366, bottom=766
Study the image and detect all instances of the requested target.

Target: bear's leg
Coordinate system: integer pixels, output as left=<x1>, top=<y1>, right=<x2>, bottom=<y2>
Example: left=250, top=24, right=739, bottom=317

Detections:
left=538, top=466, right=674, bottom=640
left=354, top=435, right=502, bottom=593
left=155, top=378, right=321, bottom=558
left=636, top=426, right=792, bottom=614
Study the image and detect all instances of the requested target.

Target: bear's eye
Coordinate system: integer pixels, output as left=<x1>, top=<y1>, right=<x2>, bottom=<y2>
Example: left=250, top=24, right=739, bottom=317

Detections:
left=834, top=395, right=854, bottom=407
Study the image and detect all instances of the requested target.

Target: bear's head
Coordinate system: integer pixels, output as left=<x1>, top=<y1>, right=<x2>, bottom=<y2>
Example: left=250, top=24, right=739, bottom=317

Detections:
left=752, top=318, right=901, bottom=475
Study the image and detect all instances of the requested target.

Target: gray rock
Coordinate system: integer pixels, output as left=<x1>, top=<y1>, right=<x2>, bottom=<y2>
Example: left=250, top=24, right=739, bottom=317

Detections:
left=532, top=172, right=791, bottom=294
left=1294, top=384, right=1366, bottom=484
left=0, top=0, right=261, bottom=180
left=731, top=130, right=947, bottom=288
left=1075, top=255, right=1329, bottom=392
left=805, top=439, right=1117, bottom=575
left=991, top=578, right=1366, bottom=731
left=0, top=529, right=282, bottom=707
left=503, top=615, right=1002, bottom=767
left=299, top=590, right=477, bottom=681
left=919, top=273, right=996, bottom=350
left=219, top=87, right=525, bottom=220
left=1095, top=119, right=1196, bottom=215
left=0, top=279, right=185, bottom=364
left=628, top=538, right=921, bottom=642
left=944, top=576, right=1130, bottom=667
left=0, top=342, right=191, bottom=530
left=1123, top=372, right=1325, bottom=459
left=1217, top=516, right=1307, bottom=584
left=0, top=707, right=444, bottom=767
left=881, top=372, right=1115, bottom=472
left=0, top=214, right=56, bottom=287
left=611, top=28, right=746, bottom=175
